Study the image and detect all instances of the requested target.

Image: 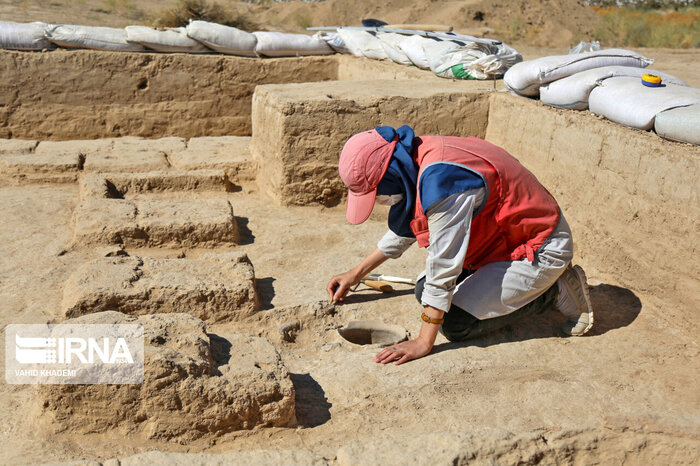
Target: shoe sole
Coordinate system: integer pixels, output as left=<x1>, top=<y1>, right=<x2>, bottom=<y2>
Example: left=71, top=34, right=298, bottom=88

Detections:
left=571, top=264, right=594, bottom=335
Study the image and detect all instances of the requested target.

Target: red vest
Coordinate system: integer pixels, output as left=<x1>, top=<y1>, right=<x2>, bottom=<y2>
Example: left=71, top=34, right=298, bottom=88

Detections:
left=409, top=136, right=561, bottom=270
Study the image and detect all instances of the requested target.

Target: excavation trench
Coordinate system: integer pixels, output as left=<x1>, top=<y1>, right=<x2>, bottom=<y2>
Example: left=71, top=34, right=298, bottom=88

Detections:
left=0, top=49, right=697, bottom=463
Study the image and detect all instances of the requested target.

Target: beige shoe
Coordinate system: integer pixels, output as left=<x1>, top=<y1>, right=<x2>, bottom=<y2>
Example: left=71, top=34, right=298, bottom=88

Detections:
left=556, top=264, right=594, bottom=336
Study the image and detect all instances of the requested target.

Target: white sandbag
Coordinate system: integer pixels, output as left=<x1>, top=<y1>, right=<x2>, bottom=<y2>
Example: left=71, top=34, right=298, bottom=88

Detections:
left=654, top=104, right=700, bottom=145
left=504, top=49, right=653, bottom=97
left=45, top=25, right=145, bottom=52
left=0, top=20, right=54, bottom=51
left=398, top=35, right=434, bottom=69
left=432, top=42, right=522, bottom=80
left=185, top=20, right=256, bottom=57
left=315, top=32, right=349, bottom=54
left=569, top=41, right=600, bottom=54
left=424, top=39, right=463, bottom=71
left=336, top=28, right=387, bottom=60
left=124, top=26, right=210, bottom=53
left=540, top=66, right=688, bottom=110
left=589, top=77, right=700, bottom=130
left=253, top=31, right=332, bottom=57
left=376, top=32, right=412, bottom=65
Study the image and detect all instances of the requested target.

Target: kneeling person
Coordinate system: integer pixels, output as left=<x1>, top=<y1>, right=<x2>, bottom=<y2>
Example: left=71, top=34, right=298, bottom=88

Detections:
left=327, top=126, right=594, bottom=365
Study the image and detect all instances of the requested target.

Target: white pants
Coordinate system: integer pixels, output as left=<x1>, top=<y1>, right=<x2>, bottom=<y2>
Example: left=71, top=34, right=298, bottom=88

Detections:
left=447, top=213, right=573, bottom=320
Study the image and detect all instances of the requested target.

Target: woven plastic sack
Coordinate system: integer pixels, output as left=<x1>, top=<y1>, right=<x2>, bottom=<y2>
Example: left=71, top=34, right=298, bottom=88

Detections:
left=125, top=26, right=210, bottom=53
left=589, top=77, right=700, bottom=130
left=540, top=66, right=688, bottom=110
left=45, top=25, right=145, bottom=52
left=253, top=31, right=332, bottom=57
left=316, top=32, right=349, bottom=54
left=432, top=42, right=522, bottom=80
left=397, top=35, right=434, bottom=69
left=654, top=104, right=700, bottom=145
left=186, top=21, right=256, bottom=57
left=569, top=41, right=600, bottom=54
left=336, top=28, right=388, bottom=60
left=0, top=20, right=54, bottom=51
left=376, top=32, right=412, bottom=65
left=504, top=49, right=653, bottom=97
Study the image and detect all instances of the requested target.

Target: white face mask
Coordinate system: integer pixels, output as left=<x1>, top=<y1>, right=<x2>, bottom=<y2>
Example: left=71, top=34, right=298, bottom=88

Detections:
left=375, top=194, right=404, bottom=206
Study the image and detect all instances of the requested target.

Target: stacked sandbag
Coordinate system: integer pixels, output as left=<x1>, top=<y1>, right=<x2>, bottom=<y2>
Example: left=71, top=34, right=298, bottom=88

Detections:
left=376, top=32, right=412, bottom=65
left=504, top=49, right=653, bottom=97
left=315, top=31, right=350, bottom=54
left=252, top=31, right=332, bottom=57
left=588, top=77, right=700, bottom=130
left=125, top=26, right=210, bottom=53
left=397, top=34, right=434, bottom=68
left=540, top=66, right=688, bottom=110
left=0, top=20, right=55, bottom=51
left=336, top=28, right=388, bottom=60
left=186, top=20, right=256, bottom=57
left=430, top=41, right=522, bottom=80
left=654, top=105, right=700, bottom=145
left=45, top=25, right=145, bottom=52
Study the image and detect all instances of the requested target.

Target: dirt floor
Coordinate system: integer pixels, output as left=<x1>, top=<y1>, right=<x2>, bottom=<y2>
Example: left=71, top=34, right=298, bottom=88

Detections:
left=0, top=134, right=699, bottom=464
left=1, top=2, right=699, bottom=464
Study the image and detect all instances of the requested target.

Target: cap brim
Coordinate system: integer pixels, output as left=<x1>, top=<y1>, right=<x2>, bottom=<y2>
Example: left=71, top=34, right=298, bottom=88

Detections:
left=346, top=188, right=377, bottom=225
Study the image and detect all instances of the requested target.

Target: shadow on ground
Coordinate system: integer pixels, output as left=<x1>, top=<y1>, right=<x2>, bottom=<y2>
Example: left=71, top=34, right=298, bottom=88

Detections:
left=235, top=216, right=255, bottom=245
left=340, top=288, right=415, bottom=304
left=431, top=283, right=641, bottom=355
left=290, top=373, right=332, bottom=427
left=256, top=277, right=276, bottom=310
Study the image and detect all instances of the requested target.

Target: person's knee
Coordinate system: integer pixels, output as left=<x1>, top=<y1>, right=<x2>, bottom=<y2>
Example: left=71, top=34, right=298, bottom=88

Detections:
left=414, top=277, right=425, bottom=304
left=439, top=323, right=464, bottom=342
left=439, top=307, right=478, bottom=342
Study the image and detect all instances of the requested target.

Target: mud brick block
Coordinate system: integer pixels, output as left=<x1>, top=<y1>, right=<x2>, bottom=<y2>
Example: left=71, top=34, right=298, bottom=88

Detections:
left=62, top=252, right=258, bottom=322
left=38, top=312, right=295, bottom=443
left=73, top=198, right=239, bottom=247
left=78, top=170, right=231, bottom=200
left=250, top=79, right=491, bottom=206
left=170, top=136, right=255, bottom=181
left=0, top=138, right=38, bottom=155
left=0, top=152, right=84, bottom=183
left=83, top=150, right=170, bottom=172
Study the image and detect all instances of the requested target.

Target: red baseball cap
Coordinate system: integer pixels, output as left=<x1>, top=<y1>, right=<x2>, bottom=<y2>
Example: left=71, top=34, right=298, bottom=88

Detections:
left=338, top=129, right=397, bottom=224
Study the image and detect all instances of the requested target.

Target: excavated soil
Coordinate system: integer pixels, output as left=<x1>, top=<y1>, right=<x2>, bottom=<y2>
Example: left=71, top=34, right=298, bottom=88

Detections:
left=0, top=29, right=699, bottom=466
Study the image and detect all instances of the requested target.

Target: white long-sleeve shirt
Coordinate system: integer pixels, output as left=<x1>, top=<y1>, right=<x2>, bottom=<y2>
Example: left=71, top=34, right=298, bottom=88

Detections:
left=377, top=188, right=486, bottom=312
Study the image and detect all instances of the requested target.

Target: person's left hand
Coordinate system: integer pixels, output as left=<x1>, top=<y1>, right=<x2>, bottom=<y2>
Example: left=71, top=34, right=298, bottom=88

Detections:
left=374, top=338, right=433, bottom=365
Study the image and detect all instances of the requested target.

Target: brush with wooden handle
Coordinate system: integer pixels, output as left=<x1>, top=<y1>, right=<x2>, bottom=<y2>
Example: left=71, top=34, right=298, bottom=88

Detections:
left=359, top=279, right=394, bottom=293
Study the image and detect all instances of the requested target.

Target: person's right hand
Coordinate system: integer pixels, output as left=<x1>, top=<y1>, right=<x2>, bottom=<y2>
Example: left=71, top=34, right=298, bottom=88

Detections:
left=327, top=270, right=361, bottom=303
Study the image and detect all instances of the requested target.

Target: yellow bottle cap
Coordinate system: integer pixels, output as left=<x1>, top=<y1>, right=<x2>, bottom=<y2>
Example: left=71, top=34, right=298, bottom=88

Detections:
left=642, top=74, right=662, bottom=87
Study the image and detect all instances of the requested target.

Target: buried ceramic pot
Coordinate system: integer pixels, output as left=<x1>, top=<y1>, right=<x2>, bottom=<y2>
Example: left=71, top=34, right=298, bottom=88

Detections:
left=337, top=320, right=408, bottom=347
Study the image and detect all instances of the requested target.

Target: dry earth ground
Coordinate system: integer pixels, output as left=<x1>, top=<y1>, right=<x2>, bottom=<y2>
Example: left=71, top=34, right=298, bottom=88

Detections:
left=1, top=133, right=699, bottom=463
left=0, top=11, right=699, bottom=465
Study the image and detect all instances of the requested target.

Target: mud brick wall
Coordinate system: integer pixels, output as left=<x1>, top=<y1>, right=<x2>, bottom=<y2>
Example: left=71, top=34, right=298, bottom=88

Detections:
left=251, top=79, right=492, bottom=206
left=0, top=50, right=338, bottom=140
left=486, top=92, right=700, bottom=331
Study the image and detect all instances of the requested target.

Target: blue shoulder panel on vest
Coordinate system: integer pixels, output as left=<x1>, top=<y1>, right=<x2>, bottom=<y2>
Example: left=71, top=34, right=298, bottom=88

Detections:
left=419, top=163, right=485, bottom=212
